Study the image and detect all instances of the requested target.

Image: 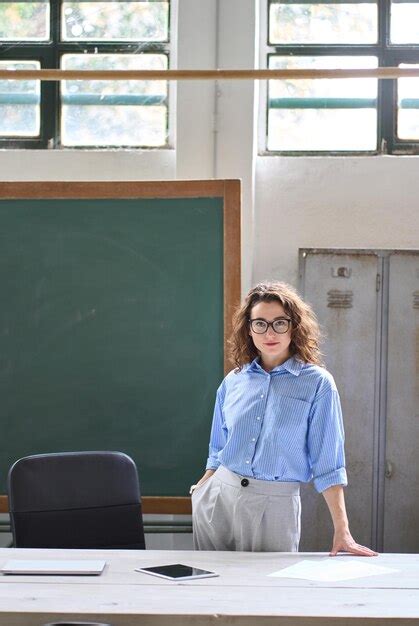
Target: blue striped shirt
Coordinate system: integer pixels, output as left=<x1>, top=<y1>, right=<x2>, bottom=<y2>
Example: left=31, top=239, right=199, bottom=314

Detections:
left=206, top=356, right=347, bottom=493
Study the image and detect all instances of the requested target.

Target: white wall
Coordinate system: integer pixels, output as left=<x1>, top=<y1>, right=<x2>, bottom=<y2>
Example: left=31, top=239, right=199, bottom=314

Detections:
left=254, top=156, right=419, bottom=287
left=0, top=150, right=176, bottom=181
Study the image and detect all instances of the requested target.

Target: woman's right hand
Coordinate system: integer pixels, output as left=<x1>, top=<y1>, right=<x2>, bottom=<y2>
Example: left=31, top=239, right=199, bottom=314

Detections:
left=190, top=469, right=215, bottom=494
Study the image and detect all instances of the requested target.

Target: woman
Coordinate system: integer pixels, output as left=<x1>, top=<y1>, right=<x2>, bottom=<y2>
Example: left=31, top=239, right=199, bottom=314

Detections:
left=191, top=281, right=377, bottom=556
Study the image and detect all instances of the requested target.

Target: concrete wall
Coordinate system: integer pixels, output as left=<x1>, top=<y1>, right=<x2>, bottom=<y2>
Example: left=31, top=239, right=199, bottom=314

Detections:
left=254, top=156, right=419, bottom=287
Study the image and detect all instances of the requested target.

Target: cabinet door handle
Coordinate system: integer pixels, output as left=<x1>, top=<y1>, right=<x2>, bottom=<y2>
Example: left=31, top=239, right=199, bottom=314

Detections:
left=385, top=460, right=393, bottom=478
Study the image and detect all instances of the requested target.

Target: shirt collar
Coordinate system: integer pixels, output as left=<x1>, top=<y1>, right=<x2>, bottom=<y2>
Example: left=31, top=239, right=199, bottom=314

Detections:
left=247, top=355, right=304, bottom=376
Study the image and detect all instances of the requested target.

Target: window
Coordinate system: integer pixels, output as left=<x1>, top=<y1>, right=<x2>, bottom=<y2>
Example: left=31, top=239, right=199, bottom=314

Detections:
left=0, top=1, right=171, bottom=149
left=263, top=0, right=419, bottom=154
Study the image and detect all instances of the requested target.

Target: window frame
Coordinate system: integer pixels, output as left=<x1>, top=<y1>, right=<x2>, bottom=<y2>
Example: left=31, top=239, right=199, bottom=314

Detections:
left=0, top=1, right=172, bottom=150
left=261, top=0, right=419, bottom=155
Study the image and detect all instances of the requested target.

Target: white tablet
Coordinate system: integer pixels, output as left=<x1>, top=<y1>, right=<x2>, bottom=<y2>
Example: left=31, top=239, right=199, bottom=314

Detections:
left=1, top=559, right=106, bottom=575
left=136, top=563, right=219, bottom=581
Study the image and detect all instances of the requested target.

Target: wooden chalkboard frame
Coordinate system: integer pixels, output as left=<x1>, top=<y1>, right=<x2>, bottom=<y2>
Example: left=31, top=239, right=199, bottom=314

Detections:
left=0, top=180, right=241, bottom=515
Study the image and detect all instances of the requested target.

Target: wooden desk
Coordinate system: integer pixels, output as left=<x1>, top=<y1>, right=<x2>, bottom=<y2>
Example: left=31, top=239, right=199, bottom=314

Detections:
left=0, top=549, right=418, bottom=626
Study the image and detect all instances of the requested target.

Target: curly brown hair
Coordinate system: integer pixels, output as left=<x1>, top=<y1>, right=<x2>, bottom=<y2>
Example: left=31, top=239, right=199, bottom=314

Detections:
left=229, top=281, right=323, bottom=370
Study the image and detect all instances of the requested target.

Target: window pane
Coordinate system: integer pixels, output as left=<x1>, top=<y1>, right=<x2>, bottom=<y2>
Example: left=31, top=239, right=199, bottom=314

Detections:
left=268, top=56, right=378, bottom=151
left=269, top=109, right=377, bottom=150
left=61, top=54, right=168, bottom=147
left=0, top=61, right=40, bottom=137
left=390, top=2, right=419, bottom=43
left=269, top=1, right=377, bottom=44
left=397, top=64, right=419, bottom=140
left=0, top=2, right=49, bottom=41
left=62, top=1, right=169, bottom=42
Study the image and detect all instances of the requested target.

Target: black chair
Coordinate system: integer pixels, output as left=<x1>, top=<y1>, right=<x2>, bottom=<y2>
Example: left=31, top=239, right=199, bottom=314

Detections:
left=44, top=622, right=111, bottom=626
left=44, top=623, right=112, bottom=626
left=8, top=451, right=145, bottom=549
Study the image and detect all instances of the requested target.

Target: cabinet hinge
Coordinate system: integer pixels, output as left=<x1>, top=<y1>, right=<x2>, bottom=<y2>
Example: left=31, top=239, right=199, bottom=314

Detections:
left=376, top=273, right=381, bottom=292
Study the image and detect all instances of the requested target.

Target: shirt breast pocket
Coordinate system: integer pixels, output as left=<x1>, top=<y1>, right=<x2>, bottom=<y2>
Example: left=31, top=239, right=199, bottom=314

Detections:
left=270, top=396, right=311, bottom=437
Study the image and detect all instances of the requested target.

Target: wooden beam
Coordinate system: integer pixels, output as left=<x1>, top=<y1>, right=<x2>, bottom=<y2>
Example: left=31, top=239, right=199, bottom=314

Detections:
left=141, top=497, right=191, bottom=515
left=0, top=495, right=191, bottom=515
left=223, top=179, right=241, bottom=373
left=0, top=68, right=419, bottom=81
left=0, top=180, right=229, bottom=200
left=0, top=496, right=7, bottom=514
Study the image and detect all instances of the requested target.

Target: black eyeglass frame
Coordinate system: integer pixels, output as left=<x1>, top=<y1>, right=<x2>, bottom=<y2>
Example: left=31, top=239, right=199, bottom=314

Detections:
left=248, top=317, right=292, bottom=335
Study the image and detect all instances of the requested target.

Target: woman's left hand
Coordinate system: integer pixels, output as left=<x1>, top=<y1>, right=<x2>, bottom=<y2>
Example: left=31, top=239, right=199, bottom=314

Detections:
left=330, top=529, right=379, bottom=556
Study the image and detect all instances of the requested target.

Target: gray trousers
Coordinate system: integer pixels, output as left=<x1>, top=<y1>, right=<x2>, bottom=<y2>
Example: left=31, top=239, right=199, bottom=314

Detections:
left=192, top=466, right=301, bottom=552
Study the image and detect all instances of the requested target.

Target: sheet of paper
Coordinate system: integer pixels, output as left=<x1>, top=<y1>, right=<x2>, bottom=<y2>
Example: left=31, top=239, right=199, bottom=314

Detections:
left=268, top=558, right=399, bottom=582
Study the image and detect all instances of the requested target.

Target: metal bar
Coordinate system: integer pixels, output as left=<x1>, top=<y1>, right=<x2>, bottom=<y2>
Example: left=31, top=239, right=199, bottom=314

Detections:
left=370, top=254, right=384, bottom=552
left=1, top=67, right=419, bottom=81
left=3, top=93, right=417, bottom=108
left=145, top=526, right=192, bottom=534
left=399, top=99, right=419, bottom=108
left=270, top=97, right=377, bottom=108
left=375, top=253, right=390, bottom=553
left=0, top=514, right=192, bottom=534
left=0, top=94, right=166, bottom=106
left=0, top=94, right=39, bottom=105
left=143, top=520, right=192, bottom=527
left=0, top=523, right=192, bottom=534
left=60, top=94, right=167, bottom=105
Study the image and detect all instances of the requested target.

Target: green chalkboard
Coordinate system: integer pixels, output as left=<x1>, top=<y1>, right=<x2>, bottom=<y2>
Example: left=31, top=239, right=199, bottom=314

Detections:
left=0, top=181, right=241, bottom=498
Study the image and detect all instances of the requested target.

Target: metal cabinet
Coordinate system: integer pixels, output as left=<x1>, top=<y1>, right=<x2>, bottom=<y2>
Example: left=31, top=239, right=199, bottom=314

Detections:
left=299, top=249, right=419, bottom=553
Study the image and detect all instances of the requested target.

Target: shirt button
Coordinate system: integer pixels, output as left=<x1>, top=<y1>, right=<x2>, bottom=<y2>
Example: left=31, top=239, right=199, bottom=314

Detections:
left=256, top=416, right=261, bottom=420
left=260, top=394, right=264, bottom=398
left=251, top=438, right=256, bottom=442
left=245, top=460, right=250, bottom=464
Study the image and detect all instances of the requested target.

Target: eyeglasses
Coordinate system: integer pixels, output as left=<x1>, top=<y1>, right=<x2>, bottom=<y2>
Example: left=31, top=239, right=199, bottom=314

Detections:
left=249, top=317, right=292, bottom=334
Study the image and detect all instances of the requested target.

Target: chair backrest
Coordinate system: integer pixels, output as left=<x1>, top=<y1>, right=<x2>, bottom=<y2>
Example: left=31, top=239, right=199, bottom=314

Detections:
left=8, top=451, right=145, bottom=549
left=44, top=623, right=112, bottom=626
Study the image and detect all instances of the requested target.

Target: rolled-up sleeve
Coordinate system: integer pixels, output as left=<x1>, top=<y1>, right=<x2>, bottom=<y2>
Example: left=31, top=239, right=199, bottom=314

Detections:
left=307, top=388, right=348, bottom=493
left=206, top=384, right=228, bottom=470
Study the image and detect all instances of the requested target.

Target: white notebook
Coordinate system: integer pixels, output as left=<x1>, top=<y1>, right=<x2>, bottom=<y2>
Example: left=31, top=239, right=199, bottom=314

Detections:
left=1, top=559, right=106, bottom=575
